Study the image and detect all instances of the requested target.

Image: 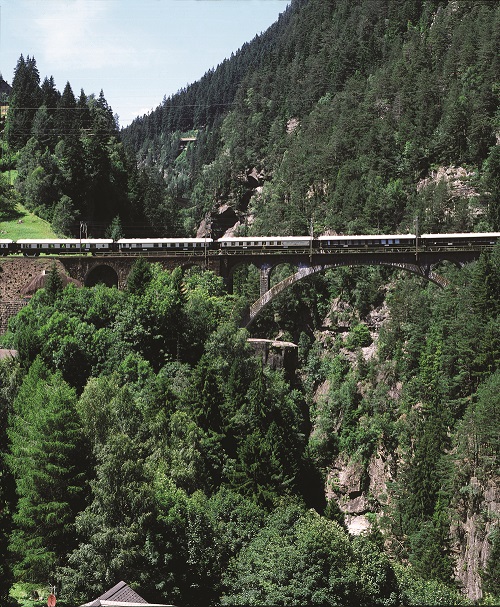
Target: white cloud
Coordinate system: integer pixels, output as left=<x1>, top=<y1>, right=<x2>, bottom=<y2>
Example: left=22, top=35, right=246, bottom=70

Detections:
left=32, top=0, right=136, bottom=70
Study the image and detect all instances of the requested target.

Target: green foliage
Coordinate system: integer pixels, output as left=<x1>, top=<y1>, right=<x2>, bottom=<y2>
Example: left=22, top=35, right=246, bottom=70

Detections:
left=7, top=358, right=87, bottom=587
left=3, top=55, right=170, bottom=236
left=393, top=564, right=471, bottom=606
left=0, top=172, right=17, bottom=219
left=0, top=357, right=21, bottom=605
left=350, top=535, right=399, bottom=606
left=3, top=248, right=496, bottom=604
left=60, top=432, right=154, bottom=602
left=2, top=1, right=500, bottom=603
left=105, top=215, right=123, bottom=240
left=124, top=0, right=499, bottom=236
left=482, top=525, right=500, bottom=597
left=222, top=504, right=399, bottom=606
left=51, top=195, right=76, bottom=236
left=126, top=257, right=153, bottom=295
left=44, top=262, right=64, bottom=301
left=346, top=322, right=372, bottom=350
left=145, top=478, right=215, bottom=606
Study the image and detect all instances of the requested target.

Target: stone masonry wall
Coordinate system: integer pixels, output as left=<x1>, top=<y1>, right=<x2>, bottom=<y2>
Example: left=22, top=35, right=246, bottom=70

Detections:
left=0, top=258, right=65, bottom=333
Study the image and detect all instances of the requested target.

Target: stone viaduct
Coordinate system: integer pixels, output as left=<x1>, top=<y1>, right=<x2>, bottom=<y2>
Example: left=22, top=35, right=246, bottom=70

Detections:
left=0, top=246, right=485, bottom=333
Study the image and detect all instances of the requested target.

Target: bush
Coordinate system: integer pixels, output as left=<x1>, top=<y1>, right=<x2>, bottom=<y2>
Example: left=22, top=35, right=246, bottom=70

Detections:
left=346, top=323, right=372, bottom=349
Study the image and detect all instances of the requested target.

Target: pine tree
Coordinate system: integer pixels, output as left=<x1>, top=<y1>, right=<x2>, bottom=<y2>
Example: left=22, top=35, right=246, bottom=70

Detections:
left=126, top=256, right=153, bottom=295
left=5, top=55, right=42, bottom=149
left=0, top=358, right=20, bottom=604
left=7, top=358, right=87, bottom=587
left=44, top=261, right=64, bottom=301
left=105, top=215, right=123, bottom=240
left=56, top=82, right=78, bottom=140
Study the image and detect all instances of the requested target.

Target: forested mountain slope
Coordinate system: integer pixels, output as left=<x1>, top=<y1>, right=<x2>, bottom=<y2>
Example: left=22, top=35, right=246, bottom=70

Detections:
left=1, top=1, right=499, bottom=606
left=122, top=0, right=499, bottom=237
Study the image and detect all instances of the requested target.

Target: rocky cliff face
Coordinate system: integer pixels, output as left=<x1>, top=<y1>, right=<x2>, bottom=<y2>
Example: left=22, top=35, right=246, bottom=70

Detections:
left=452, top=479, right=499, bottom=601
left=325, top=446, right=500, bottom=600
left=313, top=292, right=499, bottom=601
left=326, top=451, right=395, bottom=536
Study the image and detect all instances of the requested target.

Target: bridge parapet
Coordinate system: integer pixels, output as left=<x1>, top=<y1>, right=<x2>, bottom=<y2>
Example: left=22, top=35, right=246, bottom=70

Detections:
left=0, top=246, right=486, bottom=332
left=243, top=252, right=459, bottom=327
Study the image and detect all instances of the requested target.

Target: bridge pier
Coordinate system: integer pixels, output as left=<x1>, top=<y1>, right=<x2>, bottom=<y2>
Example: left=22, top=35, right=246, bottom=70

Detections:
left=259, top=265, right=272, bottom=296
left=0, top=247, right=485, bottom=333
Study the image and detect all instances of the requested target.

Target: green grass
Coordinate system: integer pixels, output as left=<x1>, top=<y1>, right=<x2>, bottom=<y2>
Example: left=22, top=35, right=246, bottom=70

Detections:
left=10, top=582, right=45, bottom=607
left=0, top=203, right=58, bottom=240
left=10, top=583, right=71, bottom=607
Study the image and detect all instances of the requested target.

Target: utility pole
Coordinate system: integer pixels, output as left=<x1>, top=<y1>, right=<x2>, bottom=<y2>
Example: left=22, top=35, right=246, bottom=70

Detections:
left=79, top=221, right=87, bottom=251
left=414, top=216, right=419, bottom=260
left=309, top=217, right=313, bottom=262
left=204, top=215, right=211, bottom=269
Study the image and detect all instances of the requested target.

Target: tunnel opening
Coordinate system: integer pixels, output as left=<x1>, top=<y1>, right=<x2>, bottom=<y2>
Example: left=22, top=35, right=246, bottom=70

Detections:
left=85, top=265, right=119, bottom=288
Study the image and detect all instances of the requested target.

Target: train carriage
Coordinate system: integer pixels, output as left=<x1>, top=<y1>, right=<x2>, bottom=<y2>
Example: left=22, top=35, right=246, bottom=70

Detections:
left=317, top=234, right=416, bottom=249
left=420, top=233, right=500, bottom=248
left=0, top=239, right=14, bottom=256
left=218, top=236, right=312, bottom=249
left=17, top=239, right=113, bottom=256
left=4, top=232, right=499, bottom=258
left=117, top=238, right=212, bottom=252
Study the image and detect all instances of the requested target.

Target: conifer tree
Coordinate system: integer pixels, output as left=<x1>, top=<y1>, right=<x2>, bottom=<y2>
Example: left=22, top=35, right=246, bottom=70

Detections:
left=44, top=262, right=64, bottom=301
left=5, top=55, right=42, bottom=149
left=7, top=358, right=87, bottom=587
left=0, top=358, right=20, bottom=605
left=56, top=82, right=78, bottom=139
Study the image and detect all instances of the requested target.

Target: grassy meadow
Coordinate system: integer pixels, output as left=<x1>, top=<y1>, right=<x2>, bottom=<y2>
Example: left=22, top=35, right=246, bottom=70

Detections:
left=0, top=203, right=58, bottom=241
left=1, top=169, right=57, bottom=240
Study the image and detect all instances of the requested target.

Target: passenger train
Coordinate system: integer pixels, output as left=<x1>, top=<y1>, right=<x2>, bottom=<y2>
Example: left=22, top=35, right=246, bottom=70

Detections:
left=0, top=233, right=498, bottom=256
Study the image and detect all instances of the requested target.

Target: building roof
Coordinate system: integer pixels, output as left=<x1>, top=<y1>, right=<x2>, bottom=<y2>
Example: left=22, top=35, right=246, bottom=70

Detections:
left=20, top=269, right=81, bottom=296
left=80, top=581, right=175, bottom=607
left=0, top=76, right=12, bottom=97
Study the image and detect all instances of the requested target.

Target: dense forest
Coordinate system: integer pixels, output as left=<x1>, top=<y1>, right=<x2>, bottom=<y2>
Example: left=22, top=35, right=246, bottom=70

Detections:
left=0, top=0, right=499, bottom=605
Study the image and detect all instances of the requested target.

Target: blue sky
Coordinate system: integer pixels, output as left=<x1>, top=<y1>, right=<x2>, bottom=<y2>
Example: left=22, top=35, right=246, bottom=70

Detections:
left=0, top=0, right=290, bottom=127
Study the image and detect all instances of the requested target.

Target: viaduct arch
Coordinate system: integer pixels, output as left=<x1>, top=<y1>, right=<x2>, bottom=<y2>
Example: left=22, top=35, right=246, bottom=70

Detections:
left=0, top=246, right=488, bottom=334
left=240, top=258, right=450, bottom=328
left=57, top=255, right=215, bottom=290
left=85, top=264, right=119, bottom=288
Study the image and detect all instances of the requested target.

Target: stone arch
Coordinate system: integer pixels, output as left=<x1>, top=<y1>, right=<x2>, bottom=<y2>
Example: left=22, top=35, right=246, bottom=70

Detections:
left=179, top=260, right=207, bottom=274
left=243, top=260, right=447, bottom=327
left=226, top=260, right=263, bottom=297
left=85, top=264, right=119, bottom=288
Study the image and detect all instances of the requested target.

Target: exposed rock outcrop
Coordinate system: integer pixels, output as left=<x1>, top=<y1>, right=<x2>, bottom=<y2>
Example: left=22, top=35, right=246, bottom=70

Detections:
left=326, top=450, right=394, bottom=535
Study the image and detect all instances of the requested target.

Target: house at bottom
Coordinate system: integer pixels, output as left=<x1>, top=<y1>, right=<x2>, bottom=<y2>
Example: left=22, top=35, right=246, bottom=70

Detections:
left=79, top=581, right=175, bottom=607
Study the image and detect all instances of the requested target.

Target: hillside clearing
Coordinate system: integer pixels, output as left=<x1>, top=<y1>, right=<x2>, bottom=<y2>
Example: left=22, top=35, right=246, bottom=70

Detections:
left=0, top=203, right=58, bottom=240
